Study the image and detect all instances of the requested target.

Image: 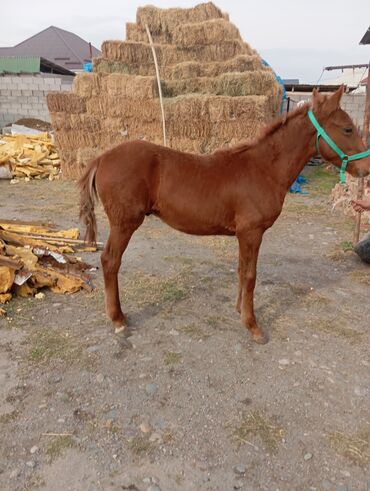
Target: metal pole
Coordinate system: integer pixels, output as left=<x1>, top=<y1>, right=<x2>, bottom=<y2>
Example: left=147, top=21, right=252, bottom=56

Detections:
left=353, top=61, right=370, bottom=244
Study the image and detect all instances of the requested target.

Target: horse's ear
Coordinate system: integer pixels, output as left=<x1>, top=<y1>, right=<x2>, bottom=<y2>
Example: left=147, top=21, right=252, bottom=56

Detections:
left=312, top=88, right=324, bottom=110
left=326, top=85, right=345, bottom=113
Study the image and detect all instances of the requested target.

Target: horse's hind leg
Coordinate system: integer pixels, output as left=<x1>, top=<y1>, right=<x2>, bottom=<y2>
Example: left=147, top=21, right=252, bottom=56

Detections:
left=236, top=254, right=242, bottom=313
left=101, top=220, right=142, bottom=333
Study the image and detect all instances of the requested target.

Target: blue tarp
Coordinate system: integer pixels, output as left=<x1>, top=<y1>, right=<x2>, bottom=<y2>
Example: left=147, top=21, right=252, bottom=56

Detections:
left=83, top=62, right=93, bottom=72
left=289, top=175, right=309, bottom=194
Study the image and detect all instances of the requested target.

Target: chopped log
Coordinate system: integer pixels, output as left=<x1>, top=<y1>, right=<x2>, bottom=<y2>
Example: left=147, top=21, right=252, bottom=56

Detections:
left=0, top=266, right=15, bottom=293
left=0, top=293, right=12, bottom=304
left=0, top=255, right=23, bottom=270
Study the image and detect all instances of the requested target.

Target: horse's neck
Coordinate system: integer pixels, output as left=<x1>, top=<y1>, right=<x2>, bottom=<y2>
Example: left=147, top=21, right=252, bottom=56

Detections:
left=260, top=109, right=317, bottom=189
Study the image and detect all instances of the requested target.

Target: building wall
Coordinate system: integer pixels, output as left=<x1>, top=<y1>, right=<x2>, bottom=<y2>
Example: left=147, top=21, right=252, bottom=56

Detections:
left=285, top=91, right=366, bottom=133
left=0, top=73, right=73, bottom=127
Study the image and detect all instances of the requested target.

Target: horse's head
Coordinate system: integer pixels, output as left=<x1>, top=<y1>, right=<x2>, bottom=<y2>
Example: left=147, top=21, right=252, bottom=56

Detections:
left=311, top=86, right=370, bottom=178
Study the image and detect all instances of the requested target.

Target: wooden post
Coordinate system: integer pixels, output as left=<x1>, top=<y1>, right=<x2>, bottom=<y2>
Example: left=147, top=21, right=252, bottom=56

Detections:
left=145, top=24, right=167, bottom=147
left=353, top=61, right=370, bottom=244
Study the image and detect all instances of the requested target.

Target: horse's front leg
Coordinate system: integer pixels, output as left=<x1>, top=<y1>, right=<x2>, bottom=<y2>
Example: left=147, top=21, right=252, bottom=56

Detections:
left=101, top=224, right=138, bottom=334
left=237, top=228, right=267, bottom=344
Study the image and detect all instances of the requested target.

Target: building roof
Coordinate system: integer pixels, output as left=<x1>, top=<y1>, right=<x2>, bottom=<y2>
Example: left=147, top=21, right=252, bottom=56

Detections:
left=285, top=83, right=347, bottom=93
left=0, top=26, right=101, bottom=72
left=320, top=66, right=368, bottom=88
left=0, top=56, right=75, bottom=75
left=359, top=26, right=370, bottom=44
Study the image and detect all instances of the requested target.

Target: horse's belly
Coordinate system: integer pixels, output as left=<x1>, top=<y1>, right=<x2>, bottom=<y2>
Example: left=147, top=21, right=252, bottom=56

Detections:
left=153, top=205, right=235, bottom=236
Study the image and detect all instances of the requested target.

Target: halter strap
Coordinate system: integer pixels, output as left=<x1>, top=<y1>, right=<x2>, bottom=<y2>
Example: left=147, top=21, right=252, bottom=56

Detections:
left=307, top=109, right=370, bottom=184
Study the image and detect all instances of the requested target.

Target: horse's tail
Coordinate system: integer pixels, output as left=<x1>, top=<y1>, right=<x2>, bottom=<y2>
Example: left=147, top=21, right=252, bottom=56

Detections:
left=78, top=158, right=99, bottom=245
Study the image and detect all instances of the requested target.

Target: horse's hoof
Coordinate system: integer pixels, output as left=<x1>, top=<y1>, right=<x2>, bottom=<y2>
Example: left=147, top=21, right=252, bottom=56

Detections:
left=252, top=332, right=268, bottom=344
left=114, top=325, right=132, bottom=337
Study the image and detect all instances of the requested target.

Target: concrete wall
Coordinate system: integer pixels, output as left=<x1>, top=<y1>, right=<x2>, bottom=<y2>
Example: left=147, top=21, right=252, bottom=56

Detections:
left=285, top=91, right=366, bottom=133
left=0, top=73, right=74, bottom=128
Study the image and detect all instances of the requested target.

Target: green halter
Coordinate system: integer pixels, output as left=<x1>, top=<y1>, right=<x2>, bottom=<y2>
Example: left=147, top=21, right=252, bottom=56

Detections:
left=307, top=109, right=370, bottom=184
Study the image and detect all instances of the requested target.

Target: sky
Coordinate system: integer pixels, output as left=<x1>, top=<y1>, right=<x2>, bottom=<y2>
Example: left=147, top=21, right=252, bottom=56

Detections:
left=1, top=0, right=369, bottom=83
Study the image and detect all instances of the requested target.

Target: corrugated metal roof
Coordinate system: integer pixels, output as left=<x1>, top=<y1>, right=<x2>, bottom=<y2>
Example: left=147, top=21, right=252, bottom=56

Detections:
left=0, top=56, right=40, bottom=73
left=0, top=56, right=75, bottom=75
left=0, top=26, right=101, bottom=72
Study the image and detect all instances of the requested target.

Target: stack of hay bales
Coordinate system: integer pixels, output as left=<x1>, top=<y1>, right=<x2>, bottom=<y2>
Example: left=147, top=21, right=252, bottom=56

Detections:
left=47, top=2, right=282, bottom=179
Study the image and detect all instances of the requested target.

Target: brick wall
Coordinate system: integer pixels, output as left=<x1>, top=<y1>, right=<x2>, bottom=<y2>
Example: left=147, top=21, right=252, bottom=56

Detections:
left=0, top=73, right=74, bottom=128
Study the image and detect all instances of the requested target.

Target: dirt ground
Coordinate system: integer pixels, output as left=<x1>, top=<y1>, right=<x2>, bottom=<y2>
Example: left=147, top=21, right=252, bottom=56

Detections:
left=0, top=167, right=369, bottom=491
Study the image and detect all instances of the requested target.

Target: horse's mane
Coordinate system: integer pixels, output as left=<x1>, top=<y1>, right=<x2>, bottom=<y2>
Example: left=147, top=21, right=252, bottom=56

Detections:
left=227, top=103, right=310, bottom=155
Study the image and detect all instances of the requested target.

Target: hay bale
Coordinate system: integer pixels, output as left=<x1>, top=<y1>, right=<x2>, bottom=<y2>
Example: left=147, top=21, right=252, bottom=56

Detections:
left=214, top=71, right=278, bottom=97
left=162, top=71, right=278, bottom=98
left=72, top=73, right=105, bottom=97
left=102, top=39, right=248, bottom=66
left=126, top=22, right=168, bottom=44
left=126, top=22, right=146, bottom=42
left=163, top=55, right=264, bottom=79
left=85, top=95, right=161, bottom=121
left=136, top=2, right=227, bottom=40
left=93, top=57, right=135, bottom=75
left=102, top=73, right=158, bottom=98
left=47, top=93, right=86, bottom=114
left=94, top=54, right=264, bottom=79
left=173, top=18, right=240, bottom=46
left=165, top=94, right=269, bottom=125
left=101, top=41, right=158, bottom=65
left=186, top=39, right=250, bottom=61
left=55, top=129, right=100, bottom=152
left=50, top=112, right=101, bottom=132
left=76, top=147, right=101, bottom=169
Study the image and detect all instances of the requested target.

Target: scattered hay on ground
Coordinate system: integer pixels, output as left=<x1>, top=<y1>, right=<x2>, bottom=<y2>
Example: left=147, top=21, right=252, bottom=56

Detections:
left=45, top=435, right=76, bottom=462
left=29, top=329, right=85, bottom=365
left=164, top=351, right=182, bottom=365
left=328, top=427, right=370, bottom=467
left=230, top=410, right=284, bottom=454
left=120, top=270, right=191, bottom=307
left=128, top=435, right=155, bottom=455
left=306, top=319, right=363, bottom=344
left=348, top=269, right=370, bottom=286
left=178, top=323, right=210, bottom=340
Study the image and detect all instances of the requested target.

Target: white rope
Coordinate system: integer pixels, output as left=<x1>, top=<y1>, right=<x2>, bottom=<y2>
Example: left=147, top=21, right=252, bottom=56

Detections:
left=145, top=24, right=167, bottom=147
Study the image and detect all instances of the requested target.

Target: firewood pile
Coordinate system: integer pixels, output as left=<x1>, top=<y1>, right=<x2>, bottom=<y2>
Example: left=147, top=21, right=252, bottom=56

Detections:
left=0, top=220, right=100, bottom=313
left=0, top=133, right=61, bottom=182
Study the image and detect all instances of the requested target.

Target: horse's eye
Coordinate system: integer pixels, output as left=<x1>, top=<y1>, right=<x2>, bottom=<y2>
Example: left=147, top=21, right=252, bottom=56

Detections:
left=344, top=127, right=353, bottom=135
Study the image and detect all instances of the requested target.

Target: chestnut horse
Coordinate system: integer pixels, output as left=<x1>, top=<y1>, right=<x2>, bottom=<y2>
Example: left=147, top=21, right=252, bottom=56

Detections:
left=79, top=87, right=370, bottom=343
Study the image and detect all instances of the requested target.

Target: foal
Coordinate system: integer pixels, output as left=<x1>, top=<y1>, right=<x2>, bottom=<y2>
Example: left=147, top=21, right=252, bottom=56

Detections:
left=79, top=87, right=370, bottom=343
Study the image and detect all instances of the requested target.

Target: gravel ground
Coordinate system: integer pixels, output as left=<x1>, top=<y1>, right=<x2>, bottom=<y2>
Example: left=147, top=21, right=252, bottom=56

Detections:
left=0, top=167, right=369, bottom=491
